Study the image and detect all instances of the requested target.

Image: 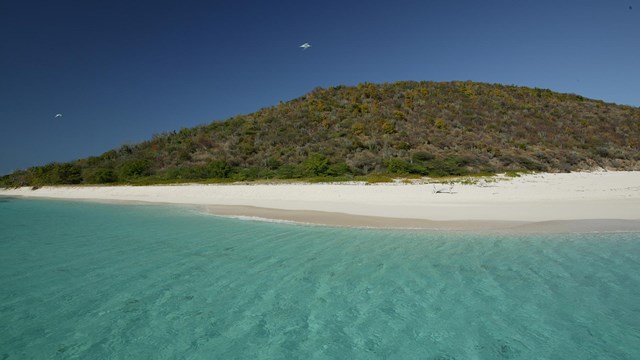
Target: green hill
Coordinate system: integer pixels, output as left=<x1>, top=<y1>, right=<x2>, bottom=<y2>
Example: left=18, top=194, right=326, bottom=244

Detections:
left=3, top=81, right=640, bottom=186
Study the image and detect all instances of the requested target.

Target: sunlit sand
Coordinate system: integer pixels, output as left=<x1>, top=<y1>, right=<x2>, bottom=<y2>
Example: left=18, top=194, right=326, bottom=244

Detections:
left=2, top=171, right=639, bottom=232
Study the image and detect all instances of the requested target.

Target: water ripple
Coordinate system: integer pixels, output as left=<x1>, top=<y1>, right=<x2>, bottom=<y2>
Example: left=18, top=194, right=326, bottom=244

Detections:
left=1, top=199, right=639, bottom=358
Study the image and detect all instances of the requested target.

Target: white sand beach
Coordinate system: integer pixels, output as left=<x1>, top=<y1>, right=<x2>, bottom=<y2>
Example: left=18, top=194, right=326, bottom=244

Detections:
left=2, top=171, right=639, bottom=231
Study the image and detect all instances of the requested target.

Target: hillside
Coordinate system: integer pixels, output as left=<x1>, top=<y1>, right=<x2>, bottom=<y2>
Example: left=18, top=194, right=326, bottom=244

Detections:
left=2, top=81, right=640, bottom=186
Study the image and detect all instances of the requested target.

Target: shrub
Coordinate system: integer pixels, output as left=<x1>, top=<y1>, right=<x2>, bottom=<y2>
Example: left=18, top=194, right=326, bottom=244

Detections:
left=594, top=146, right=611, bottom=158
left=83, top=167, right=117, bottom=183
left=385, top=158, right=410, bottom=174
left=382, top=121, right=396, bottom=134
left=117, top=159, right=151, bottom=180
left=352, top=122, right=366, bottom=135
left=425, top=157, right=469, bottom=177
left=304, top=153, right=329, bottom=176
left=435, top=118, right=447, bottom=129
left=53, top=163, right=82, bottom=184
left=348, top=151, right=382, bottom=174
left=208, top=160, right=232, bottom=178
left=516, top=157, right=546, bottom=171
left=162, top=166, right=208, bottom=180
left=266, top=158, right=282, bottom=170
left=276, top=165, right=304, bottom=179
left=411, top=151, right=435, bottom=163
left=408, top=164, right=429, bottom=175
left=327, top=162, right=351, bottom=176
left=232, top=167, right=273, bottom=181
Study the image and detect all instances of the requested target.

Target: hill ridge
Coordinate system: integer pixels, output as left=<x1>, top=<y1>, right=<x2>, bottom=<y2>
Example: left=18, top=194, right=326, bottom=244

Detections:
left=2, top=81, right=639, bottom=186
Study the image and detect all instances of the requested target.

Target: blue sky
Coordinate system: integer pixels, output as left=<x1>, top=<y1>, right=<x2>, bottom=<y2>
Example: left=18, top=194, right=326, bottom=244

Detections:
left=1, top=0, right=638, bottom=175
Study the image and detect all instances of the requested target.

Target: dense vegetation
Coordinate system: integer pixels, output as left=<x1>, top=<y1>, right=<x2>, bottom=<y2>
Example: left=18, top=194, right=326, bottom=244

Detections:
left=2, top=81, right=639, bottom=187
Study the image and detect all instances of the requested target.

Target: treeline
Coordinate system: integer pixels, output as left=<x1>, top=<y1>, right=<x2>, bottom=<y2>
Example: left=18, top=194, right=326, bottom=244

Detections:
left=1, top=152, right=475, bottom=186
left=2, top=81, right=640, bottom=187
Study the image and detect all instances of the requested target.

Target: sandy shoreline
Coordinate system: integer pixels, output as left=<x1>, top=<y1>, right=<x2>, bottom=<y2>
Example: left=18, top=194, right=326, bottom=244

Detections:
left=2, top=171, right=640, bottom=232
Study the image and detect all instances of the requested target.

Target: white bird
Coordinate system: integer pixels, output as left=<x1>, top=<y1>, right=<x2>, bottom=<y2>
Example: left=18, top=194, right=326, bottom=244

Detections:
left=55, top=114, right=63, bottom=118
left=300, top=42, right=311, bottom=50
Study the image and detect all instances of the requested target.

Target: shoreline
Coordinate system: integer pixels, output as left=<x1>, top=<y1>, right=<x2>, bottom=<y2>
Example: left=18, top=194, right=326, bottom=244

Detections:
left=2, top=171, right=640, bottom=233
left=198, top=205, right=640, bottom=233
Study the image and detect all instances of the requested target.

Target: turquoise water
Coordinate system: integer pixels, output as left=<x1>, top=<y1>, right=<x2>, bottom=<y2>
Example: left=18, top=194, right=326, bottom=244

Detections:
left=1, top=198, right=639, bottom=359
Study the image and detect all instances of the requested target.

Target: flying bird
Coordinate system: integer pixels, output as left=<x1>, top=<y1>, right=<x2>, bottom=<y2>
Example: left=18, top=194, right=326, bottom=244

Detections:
left=300, top=42, right=311, bottom=50
left=55, top=114, right=63, bottom=118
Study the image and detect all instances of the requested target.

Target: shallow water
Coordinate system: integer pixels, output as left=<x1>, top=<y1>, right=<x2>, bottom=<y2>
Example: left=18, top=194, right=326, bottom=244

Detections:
left=1, top=198, right=639, bottom=359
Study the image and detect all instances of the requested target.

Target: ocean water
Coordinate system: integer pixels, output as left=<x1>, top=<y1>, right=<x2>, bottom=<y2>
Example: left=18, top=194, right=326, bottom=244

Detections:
left=1, top=198, right=639, bottom=359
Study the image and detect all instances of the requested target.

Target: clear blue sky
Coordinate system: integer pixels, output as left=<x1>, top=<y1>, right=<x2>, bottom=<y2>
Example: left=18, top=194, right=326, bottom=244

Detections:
left=1, top=0, right=638, bottom=175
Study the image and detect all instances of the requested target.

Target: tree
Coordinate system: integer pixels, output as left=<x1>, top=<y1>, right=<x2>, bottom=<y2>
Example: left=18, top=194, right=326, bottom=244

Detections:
left=83, top=167, right=117, bottom=183
left=385, top=158, right=409, bottom=174
left=54, top=163, right=82, bottom=184
left=117, top=159, right=151, bottom=179
left=303, top=153, right=329, bottom=176
left=348, top=150, right=382, bottom=174
left=208, top=160, right=231, bottom=178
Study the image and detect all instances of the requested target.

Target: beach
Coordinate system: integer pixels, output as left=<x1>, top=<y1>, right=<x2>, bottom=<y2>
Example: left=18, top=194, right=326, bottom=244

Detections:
left=1, top=171, right=639, bottom=231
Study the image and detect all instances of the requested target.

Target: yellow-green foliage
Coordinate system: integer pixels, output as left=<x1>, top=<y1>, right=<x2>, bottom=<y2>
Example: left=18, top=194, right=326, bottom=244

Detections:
left=2, top=81, right=639, bottom=187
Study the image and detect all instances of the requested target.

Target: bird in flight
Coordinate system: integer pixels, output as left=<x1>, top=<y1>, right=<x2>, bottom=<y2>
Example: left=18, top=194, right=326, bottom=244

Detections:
left=55, top=113, right=63, bottom=118
left=300, top=42, right=311, bottom=50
